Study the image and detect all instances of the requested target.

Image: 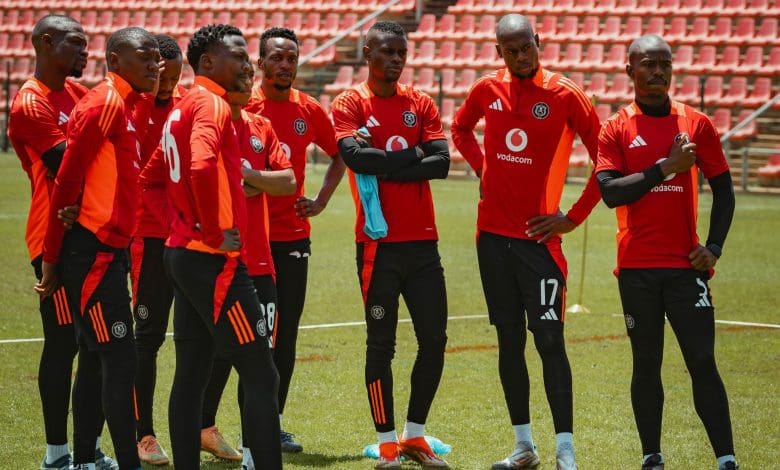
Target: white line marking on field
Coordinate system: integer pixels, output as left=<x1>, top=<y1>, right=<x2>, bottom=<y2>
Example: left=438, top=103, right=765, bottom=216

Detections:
left=0, top=314, right=490, bottom=345
left=610, top=313, right=780, bottom=329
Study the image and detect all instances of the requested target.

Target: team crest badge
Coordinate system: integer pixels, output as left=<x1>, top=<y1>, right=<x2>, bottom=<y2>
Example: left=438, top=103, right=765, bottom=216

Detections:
left=137, top=305, right=149, bottom=320
left=256, top=319, right=267, bottom=337
left=293, top=118, right=307, bottom=135
left=250, top=135, right=264, bottom=153
left=674, top=132, right=690, bottom=145
left=624, top=314, right=635, bottom=329
left=532, top=102, right=550, bottom=120
left=112, top=322, right=127, bottom=338
left=402, top=111, right=417, bottom=127
left=370, top=305, right=385, bottom=320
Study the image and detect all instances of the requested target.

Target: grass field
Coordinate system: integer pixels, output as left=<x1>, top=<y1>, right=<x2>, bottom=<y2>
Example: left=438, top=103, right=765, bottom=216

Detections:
left=0, top=153, right=777, bottom=469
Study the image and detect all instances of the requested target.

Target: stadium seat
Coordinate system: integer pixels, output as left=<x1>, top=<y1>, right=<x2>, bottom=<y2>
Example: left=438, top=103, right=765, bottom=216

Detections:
left=645, top=17, right=666, bottom=37
left=8, top=33, right=27, bottom=57
left=751, top=18, right=778, bottom=46
left=431, top=41, right=456, bottom=68
left=585, top=73, right=607, bottom=101
left=558, top=43, right=583, bottom=70
left=731, top=109, right=757, bottom=141
left=591, top=0, right=619, bottom=15
left=284, top=12, right=304, bottom=33
left=568, top=143, right=589, bottom=168
left=712, top=46, right=741, bottom=75
left=232, top=11, right=249, bottom=31
left=439, top=98, right=456, bottom=128
left=452, top=15, right=476, bottom=41
left=578, top=43, right=604, bottom=71
left=674, top=45, right=695, bottom=73
left=318, top=94, right=331, bottom=114
left=596, top=103, right=613, bottom=122
left=601, top=43, right=627, bottom=72
left=673, top=75, right=700, bottom=105
left=431, top=14, right=456, bottom=40
left=620, top=17, right=643, bottom=43
left=323, top=65, right=353, bottom=93
left=599, top=16, right=622, bottom=43
left=719, top=77, right=748, bottom=107
left=10, top=57, right=31, bottom=81
left=352, top=66, right=368, bottom=86
left=737, top=46, right=764, bottom=75
left=450, top=68, right=477, bottom=97
left=567, top=71, right=585, bottom=89
left=162, top=11, right=180, bottom=33
left=540, top=42, right=561, bottom=68
left=688, top=45, right=716, bottom=74
left=657, top=0, right=681, bottom=13
left=388, top=0, right=416, bottom=14
left=678, top=0, right=703, bottom=13
left=309, top=43, right=335, bottom=66
left=613, top=0, right=639, bottom=14
left=88, top=35, right=107, bottom=59
left=731, top=17, right=755, bottom=45
left=538, top=16, right=558, bottom=41
left=246, top=37, right=260, bottom=58
left=711, top=108, right=732, bottom=135
left=146, top=11, right=163, bottom=31
left=722, top=0, right=747, bottom=15
left=438, top=68, right=457, bottom=96
left=246, top=12, right=266, bottom=36
left=410, top=41, right=435, bottom=67
left=685, top=17, right=711, bottom=44
left=665, top=17, right=688, bottom=44
left=473, top=15, right=497, bottom=41
left=700, top=0, right=725, bottom=16
left=744, top=77, right=772, bottom=108
left=746, top=0, right=773, bottom=15
left=81, top=10, right=98, bottom=29
left=449, top=0, right=488, bottom=14
left=603, top=74, right=632, bottom=103
left=702, top=75, right=724, bottom=106
left=766, top=48, right=780, bottom=76
left=757, top=151, right=780, bottom=186
left=635, top=0, right=661, bottom=14
left=475, top=42, right=500, bottom=69
left=398, top=67, right=414, bottom=86
left=453, top=41, right=478, bottom=68
left=414, top=67, right=436, bottom=95
left=497, top=0, right=531, bottom=13
left=555, top=16, right=580, bottom=42
left=577, top=16, right=601, bottom=42
left=704, top=17, right=732, bottom=45
left=410, top=14, right=435, bottom=41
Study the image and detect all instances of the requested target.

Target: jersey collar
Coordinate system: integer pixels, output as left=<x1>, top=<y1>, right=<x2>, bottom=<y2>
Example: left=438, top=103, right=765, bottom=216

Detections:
left=105, top=72, right=135, bottom=100
left=628, top=99, right=686, bottom=117
left=501, top=66, right=545, bottom=87
left=194, top=75, right=227, bottom=98
left=251, top=83, right=303, bottom=104
left=357, top=81, right=411, bottom=99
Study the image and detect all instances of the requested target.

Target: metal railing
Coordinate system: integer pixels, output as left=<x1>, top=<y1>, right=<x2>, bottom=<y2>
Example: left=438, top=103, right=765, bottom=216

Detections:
left=299, top=0, right=411, bottom=66
left=719, top=93, right=780, bottom=191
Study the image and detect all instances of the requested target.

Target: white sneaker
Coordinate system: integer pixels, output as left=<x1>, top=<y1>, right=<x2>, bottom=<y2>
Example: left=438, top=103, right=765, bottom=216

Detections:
left=556, top=450, right=578, bottom=470
left=491, top=441, right=540, bottom=469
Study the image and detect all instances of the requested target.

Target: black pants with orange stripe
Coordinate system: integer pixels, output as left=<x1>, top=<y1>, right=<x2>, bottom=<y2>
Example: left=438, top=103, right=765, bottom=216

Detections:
left=32, top=256, right=79, bottom=446
left=356, top=240, right=448, bottom=433
left=129, top=236, right=174, bottom=440
left=59, top=224, right=139, bottom=468
left=164, top=247, right=281, bottom=469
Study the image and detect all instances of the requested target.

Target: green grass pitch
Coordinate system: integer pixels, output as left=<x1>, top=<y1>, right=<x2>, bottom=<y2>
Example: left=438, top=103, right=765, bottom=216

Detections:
left=0, top=153, right=777, bottom=468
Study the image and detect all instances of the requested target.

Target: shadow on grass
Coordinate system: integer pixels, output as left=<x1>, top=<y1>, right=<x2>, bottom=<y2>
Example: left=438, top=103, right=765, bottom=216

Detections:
left=283, top=451, right=366, bottom=467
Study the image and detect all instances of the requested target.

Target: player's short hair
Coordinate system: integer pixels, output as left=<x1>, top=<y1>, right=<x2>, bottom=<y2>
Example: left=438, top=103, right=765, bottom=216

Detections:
left=259, top=27, right=299, bottom=58
left=106, top=27, right=155, bottom=63
left=31, top=14, right=80, bottom=51
left=154, top=34, right=181, bottom=60
left=368, top=21, right=406, bottom=39
left=187, top=24, right=243, bottom=73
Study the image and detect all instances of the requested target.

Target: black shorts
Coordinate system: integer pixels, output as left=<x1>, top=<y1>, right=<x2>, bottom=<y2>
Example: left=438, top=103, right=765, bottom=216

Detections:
left=617, top=268, right=715, bottom=336
left=32, top=255, right=76, bottom=340
left=164, top=247, right=269, bottom=355
left=476, top=231, right=568, bottom=330
left=59, top=224, right=134, bottom=352
left=251, top=274, right=278, bottom=348
left=129, top=237, right=174, bottom=342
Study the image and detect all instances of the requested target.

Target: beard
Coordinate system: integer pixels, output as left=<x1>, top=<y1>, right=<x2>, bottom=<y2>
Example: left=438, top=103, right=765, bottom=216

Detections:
left=69, top=68, right=83, bottom=78
left=273, top=81, right=292, bottom=91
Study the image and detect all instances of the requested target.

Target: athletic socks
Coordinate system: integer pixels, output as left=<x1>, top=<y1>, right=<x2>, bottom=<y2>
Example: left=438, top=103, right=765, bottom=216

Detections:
left=556, top=432, right=574, bottom=455
left=402, top=421, right=425, bottom=440
left=46, top=443, right=70, bottom=464
left=512, top=423, right=534, bottom=447
left=644, top=453, right=664, bottom=464
left=378, top=430, right=398, bottom=444
left=717, top=455, right=737, bottom=468
left=242, top=447, right=254, bottom=469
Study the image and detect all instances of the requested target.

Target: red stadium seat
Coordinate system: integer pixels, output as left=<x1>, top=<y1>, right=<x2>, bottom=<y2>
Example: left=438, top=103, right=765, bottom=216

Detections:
left=702, top=76, right=724, bottom=106
left=555, top=16, right=580, bottom=42
left=689, top=45, right=717, bottom=74
left=309, top=43, right=335, bottom=66
left=473, top=15, right=497, bottom=41
left=579, top=44, right=604, bottom=71
left=414, top=68, right=436, bottom=95
left=685, top=17, right=711, bottom=44
left=590, top=0, right=618, bottom=15
left=732, top=18, right=755, bottom=45
left=440, top=98, right=456, bottom=128
left=621, top=17, right=643, bottom=43
left=163, top=11, right=180, bottom=32
left=540, top=42, right=561, bottom=68
left=531, top=0, right=555, bottom=14
left=452, top=15, right=476, bottom=41
left=674, top=45, right=695, bottom=73
left=599, top=17, right=622, bottom=43
left=645, top=17, right=666, bottom=36
left=601, top=43, right=626, bottom=72
left=431, top=14, right=456, bottom=41
left=410, top=14, right=435, bottom=41
left=603, top=74, right=632, bottom=103
left=719, top=77, right=748, bottom=107
left=352, top=66, right=368, bottom=85
left=10, top=57, right=31, bottom=81
left=268, top=12, right=284, bottom=28
left=410, top=40, right=435, bottom=67
left=503, top=0, right=533, bottom=14
left=700, top=0, right=724, bottom=16
left=81, top=10, right=98, bottom=29
left=431, top=41, right=456, bottom=68
left=666, top=17, right=688, bottom=44
left=553, top=0, right=576, bottom=13
left=711, top=108, right=731, bottom=135
left=679, top=0, right=703, bottom=13
left=722, top=0, right=747, bottom=15
left=657, top=0, right=681, bottom=13
left=558, top=42, right=582, bottom=70
left=323, top=65, right=353, bottom=93
left=674, top=75, right=701, bottom=105
left=613, top=0, right=639, bottom=13
left=746, top=0, right=772, bottom=15
left=704, top=17, right=731, bottom=45
left=578, top=16, right=601, bottom=42
left=130, top=11, right=147, bottom=29
left=453, top=41, right=478, bottom=68
left=112, top=10, right=130, bottom=29
left=635, top=0, right=660, bottom=14
left=198, top=12, right=216, bottom=29
left=766, top=48, right=780, bottom=76
left=731, top=110, right=757, bottom=141
left=568, top=143, right=589, bottom=168
left=215, top=12, right=232, bottom=26
left=712, top=46, right=741, bottom=75
left=450, top=68, right=478, bottom=97
left=146, top=11, right=163, bottom=31
left=744, top=77, right=772, bottom=108
left=585, top=73, right=607, bottom=101
left=438, top=68, right=456, bottom=95
left=758, top=152, right=780, bottom=185
left=318, top=94, right=331, bottom=114
left=8, top=33, right=27, bottom=57
left=572, top=0, right=598, bottom=14
left=232, top=11, right=249, bottom=31
left=751, top=18, right=778, bottom=46
left=315, top=13, right=339, bottom=39
left=284, top=13, right=303, bottom=32
left=96, top=11, right=114, bottom=34
left=567, top=71, right=586, bottom=89
left=475, top=42, right=500, bottom=69
left=737, top=46, right=764, bottom=75
left=246, top=37, right=260, bottom=58
left=596, top=103, right=613, bottom=122
left=538, top=16, right=558, bottom=41
left=449, top=0, right=487, bottom=14
left=88, top=35, right=107, bottom=59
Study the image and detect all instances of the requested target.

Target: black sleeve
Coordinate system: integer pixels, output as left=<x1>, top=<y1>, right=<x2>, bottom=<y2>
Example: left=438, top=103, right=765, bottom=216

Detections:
left=40, top=142, right=67, bottom=176
left=382, top=139, right=450, bottom=182
left=705, top=170, right=735, bottom=254
left=596, top=164, right=665, bottom=208
left=337, top=136, right=419, bottom=175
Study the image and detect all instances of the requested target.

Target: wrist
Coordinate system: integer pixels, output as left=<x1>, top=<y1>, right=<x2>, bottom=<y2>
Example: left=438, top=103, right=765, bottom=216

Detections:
left=706, top=243, right=722, bottom=258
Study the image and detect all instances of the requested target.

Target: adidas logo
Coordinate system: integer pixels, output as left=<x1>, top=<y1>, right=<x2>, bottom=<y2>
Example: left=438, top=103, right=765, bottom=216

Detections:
left=58, top=111, right=69, bottom=126
left=695, top=298, right=712, bottom=308
left=366, top=115, right=380, bottom=128
left=628, top=135, right=648, bottom=148
left=488, top=98, right=503, bottom=111
left=540, top=308, right=559, bottom=321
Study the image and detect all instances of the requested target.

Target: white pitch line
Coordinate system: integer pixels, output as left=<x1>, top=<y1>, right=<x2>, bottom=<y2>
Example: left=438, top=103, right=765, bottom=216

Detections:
left=0, top=314, right=490, bottom=345
left=610, top=313, right=780, bottom=329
